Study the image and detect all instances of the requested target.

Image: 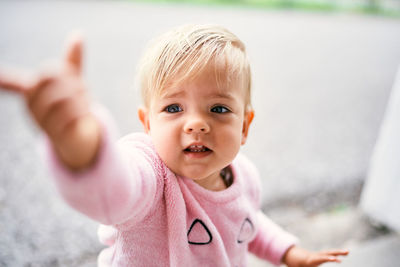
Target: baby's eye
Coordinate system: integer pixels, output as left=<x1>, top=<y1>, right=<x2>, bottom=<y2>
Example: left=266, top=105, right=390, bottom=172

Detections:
left=211, top=105, right=230, bottom=113
left=165, top=104, right=183, bottom=113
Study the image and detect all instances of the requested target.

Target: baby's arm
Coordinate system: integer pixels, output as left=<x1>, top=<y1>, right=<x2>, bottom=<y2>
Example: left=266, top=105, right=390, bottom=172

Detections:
left=238, top=141, right=349, bottom=266
left=0, top=34, right=158, bottom=225
left=0, top=34, right=100, bottom=171
left=249, top=211, right=348, bottom=266
left=248, top=211, right=299, bottom=265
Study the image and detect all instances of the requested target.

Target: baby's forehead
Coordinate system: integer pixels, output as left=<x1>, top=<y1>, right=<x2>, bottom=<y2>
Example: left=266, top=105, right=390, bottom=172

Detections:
left=158, top=71, right=244, bottom=100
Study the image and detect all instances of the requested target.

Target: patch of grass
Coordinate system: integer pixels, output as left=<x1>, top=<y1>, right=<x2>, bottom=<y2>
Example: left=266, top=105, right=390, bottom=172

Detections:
left=128, top=0, right=400, bottom=17
left=329, top=203, right=350, bottom=214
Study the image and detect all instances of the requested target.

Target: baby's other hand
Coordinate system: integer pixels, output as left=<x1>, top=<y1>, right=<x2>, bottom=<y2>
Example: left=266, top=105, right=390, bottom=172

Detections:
left=0, top=33, right=101, bottom=170
left=282, top=245, right=349, bottom=267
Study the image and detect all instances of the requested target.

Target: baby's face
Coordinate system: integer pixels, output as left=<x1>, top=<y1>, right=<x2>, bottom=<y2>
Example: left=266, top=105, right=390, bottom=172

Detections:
left=139, top=71, right=253, bottom=189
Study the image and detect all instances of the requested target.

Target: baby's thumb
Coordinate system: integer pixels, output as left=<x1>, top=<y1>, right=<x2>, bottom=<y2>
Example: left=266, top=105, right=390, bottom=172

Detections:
left=64, top=32, right=84, bottom=75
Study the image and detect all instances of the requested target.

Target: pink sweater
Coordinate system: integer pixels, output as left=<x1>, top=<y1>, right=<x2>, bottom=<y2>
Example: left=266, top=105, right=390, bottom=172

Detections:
left=45, top=108, right=297, bottom=266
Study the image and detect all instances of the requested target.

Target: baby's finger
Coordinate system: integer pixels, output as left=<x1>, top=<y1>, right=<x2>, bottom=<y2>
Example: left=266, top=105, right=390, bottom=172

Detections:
left=322, top=249, right=349, bottom=257
left=63, top=32, right=83, bottom=75
left=0, top=67, right=36, bottom=93
left=308, top=254, right=341, bottom=266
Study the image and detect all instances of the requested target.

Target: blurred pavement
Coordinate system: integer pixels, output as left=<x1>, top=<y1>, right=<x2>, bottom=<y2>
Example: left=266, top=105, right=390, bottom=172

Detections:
left=1, top=1, right=400, bottom=266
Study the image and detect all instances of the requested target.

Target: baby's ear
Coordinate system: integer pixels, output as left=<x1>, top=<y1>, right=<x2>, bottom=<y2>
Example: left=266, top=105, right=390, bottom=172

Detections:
left=138, top=106, right=150, bottom=133
left=241, top=109, right=254, bottom=145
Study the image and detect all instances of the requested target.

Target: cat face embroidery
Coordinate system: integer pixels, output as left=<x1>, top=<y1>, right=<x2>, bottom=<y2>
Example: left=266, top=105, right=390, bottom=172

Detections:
left=187, top=217, right=254, bottom=246
left=187, top=219, right=213, bottom=245
left=237, top=218, right=254, bottom=244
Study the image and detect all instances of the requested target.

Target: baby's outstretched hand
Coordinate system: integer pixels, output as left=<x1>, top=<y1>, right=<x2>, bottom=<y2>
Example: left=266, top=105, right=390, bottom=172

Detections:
left=282, top=245, right=349, bottom=267
left=0, top=34, right=101, bottom=170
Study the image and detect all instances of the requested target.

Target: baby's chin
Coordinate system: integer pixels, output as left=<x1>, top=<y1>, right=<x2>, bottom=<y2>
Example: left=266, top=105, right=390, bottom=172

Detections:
left=156, top=149, right=236, bottom=180
left=168, top=166, right=221, bottom=181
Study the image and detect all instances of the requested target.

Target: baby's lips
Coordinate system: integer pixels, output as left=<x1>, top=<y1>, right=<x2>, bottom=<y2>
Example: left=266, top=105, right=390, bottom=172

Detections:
left=184, top=144, right=211, bottom=152
left=184, top=142, right=212, bottom=151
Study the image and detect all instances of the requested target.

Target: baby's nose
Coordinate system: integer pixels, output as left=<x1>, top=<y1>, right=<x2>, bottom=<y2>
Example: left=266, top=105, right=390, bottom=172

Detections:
left=184, top=116, right=210, bottom=134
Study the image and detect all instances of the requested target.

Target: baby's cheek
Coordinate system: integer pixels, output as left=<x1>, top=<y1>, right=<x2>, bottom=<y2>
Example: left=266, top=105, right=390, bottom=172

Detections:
left=155, top=130, right=180, bottom=159
left=150, top=129, right=171, bottom=156
left=219, top=131, right=241, bottom=158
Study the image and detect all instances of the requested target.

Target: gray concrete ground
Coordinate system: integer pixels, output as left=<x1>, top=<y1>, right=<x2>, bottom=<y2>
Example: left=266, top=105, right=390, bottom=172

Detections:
left=1, top=1, right=400, bottom=266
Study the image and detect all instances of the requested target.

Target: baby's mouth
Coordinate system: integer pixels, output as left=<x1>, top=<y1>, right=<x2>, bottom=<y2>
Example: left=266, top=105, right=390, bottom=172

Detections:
left=184, top=145, right=212, bottom=153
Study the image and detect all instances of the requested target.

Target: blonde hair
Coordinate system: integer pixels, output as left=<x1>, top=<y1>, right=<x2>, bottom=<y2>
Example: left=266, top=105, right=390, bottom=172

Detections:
left=137, top=24, right=252, bottom=110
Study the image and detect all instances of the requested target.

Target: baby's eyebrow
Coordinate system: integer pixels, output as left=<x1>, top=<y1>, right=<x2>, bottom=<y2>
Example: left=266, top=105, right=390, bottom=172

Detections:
left=210, top=92, right=235, bottom=100
left=161, top=90, right=185, bottom=99
left=160, top=90, right=236, bottom=101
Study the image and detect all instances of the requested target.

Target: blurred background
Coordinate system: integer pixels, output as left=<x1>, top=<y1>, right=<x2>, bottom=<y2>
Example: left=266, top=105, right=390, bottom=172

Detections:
left=0, top=0, right=399, bottom=266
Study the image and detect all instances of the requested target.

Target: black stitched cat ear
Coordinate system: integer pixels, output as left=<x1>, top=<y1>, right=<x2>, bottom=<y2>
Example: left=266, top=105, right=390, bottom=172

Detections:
left=237, top=218, right=254, bottom=243
left=187, top=219, right=212, bottom=245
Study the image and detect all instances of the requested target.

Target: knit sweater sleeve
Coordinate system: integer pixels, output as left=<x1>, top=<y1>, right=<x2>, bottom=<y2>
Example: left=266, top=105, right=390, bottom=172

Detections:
left=42, top=106, right=161, bottom=226
left=248, top=211, right=298, bottom=265
left=236, top=154, right=298, bottom=265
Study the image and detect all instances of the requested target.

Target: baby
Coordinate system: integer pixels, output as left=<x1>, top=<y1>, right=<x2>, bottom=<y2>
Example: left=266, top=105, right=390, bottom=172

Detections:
left=0, top=24, right=348, bottom=266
